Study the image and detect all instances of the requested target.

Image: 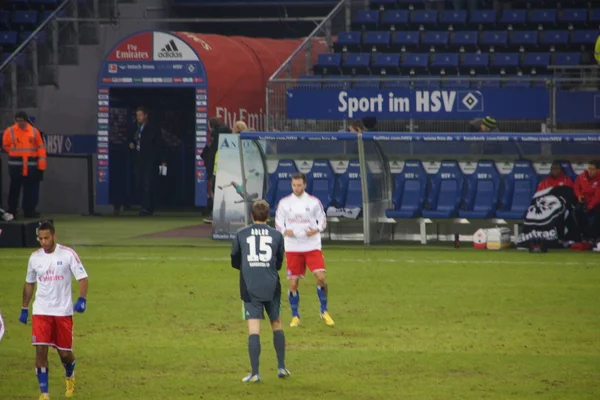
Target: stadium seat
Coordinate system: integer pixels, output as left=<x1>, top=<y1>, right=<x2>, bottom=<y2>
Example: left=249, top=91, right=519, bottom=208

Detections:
left=529, top=9, right=557, bottom=29
left=461, top=53, right=490, bottom=74
left=371, top=53, right=400, bottom=75
left=306, top=160, right=335, bottom=210
left=313, top=53, right=342, bottom=75
left=540, top=30, right=570, bottom=52
left=480, top=31, right=508, bottom=52
left=0, top=31, right=18, bottom=51
left=363, top=31, right=391, bottom=52
left=459, top=161, right=501, bottom=219
left=498, top=10, right=527, bottom=30
left=450, top=31, right=478, bottom=52
left=509, top=30, right=539, bottom=52
left=522, top=52, right=550, bottom=74
left=372, top=0, right=399, bottom=11
left=409, top=10, right=438, bottom=30
left=12, top=11, right=38, bottom=28
left=430, top=53, right=459, bottom=74
left=401, top=53, right=428, bottom=74
left=421, top=161, right=465, bottom=219
left=552, top=52, right=581, bottom=66
left=560, top=161, right=577, bottom=182
left=496, top=161, right=538, bottom=220
left=296, top=75, right=321, bottom=90
left=571, top=30, right=598, bottom=51
left=0, top=12, right=10, bottom=28
left=266, top=160, right=298, bottom=217
left=422, top=31, right=449, bottom=51
left=440, top=10, right=467, bottom=30
left=381, top=10, right=409, bottom=31
left=334, top=31, right=362, bottom=53
left=590, top=9, right=600, bottom=27
left=490, top=53, right=520, bottom=74
left=391, top=31, right=420, bottom=52
left=469, top=10, right=497, bottom=27
left=558, top=9, right=588, bottom=29
left=31, top=0, right=60, bottom=6
left=386, top=160, right=428, bottom=219
left=352, top=10, right=380, bottom=31
left=333, top=160, right=364, bottom=214
left=342, top=53, right=370, bottom=75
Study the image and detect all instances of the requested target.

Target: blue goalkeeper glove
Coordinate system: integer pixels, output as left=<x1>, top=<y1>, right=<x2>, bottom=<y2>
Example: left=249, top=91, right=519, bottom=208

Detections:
left=73, top=297, right=87, bottom=313
left=19, top=307, right=28, bottom=324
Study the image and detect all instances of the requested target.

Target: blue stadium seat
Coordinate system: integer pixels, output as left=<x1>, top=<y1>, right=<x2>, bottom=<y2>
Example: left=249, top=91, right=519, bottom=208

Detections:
left=31, top=0, right=60, bottom=6
left=267, top=160, right=298, bottom=217
left=386, top=160, right=428, bottom=219
left=372, top=0, right=399, bottom=11
left=440, top=10, right=467, bottom=30
left=410, top=10, right=438, bottom=29
left=353, top=76, right=380, bottom=89
left=334, top=31, right=362, bottom=53
left=559, top=161, right=577, bottom=182
left=296, top=75, right=321, bottom=90
left=430, top=53, right=459, bottom=74
left=0, top=12, right=10, bottom=28
left=540, top=30, right=570, bottom=52
left=450, top=31, right=478, bottom=52
left=306, top=160, right=335, bottom=210
left=352, top=10, right=380, bottom=31
left=571, top=30, right=598, bottom=51
left=470, top=10, right=497, bottom=27
left=381, top=10, right=409, bottom=30
left=422, top=31, right=449, bottom=51
left=343, top=53, right=370, bottom=75
left=509, top=30, right=538, bottom=52
left=401, top=53, right=428, bottom=74
left=498, top=10, right=527, bottom=29
left=363, top=31, right=391, bottom=52
left=590, top=9, right=600, bottom=27
left=496, top=161, right=538, bottom=220
left=558, top=8, right=588, bottom=29
left=371, top=53, right=400, bottom=74
left=529, top=9, right=557, bottom=29
left=313, top=53, right=342, bottom=75
left=480, top=31, right=508, bottom=52
left=0, top=31, right=18, bottom=50
left=12, top=11, right=38, bottom=27
left=421, top=161, right=464, bottom=219
left=522, top=52, right=550, bottom=74
left=459, top=161, right=501, bottom=219
left=334, top=160, right=363, bottom=210
left=392, top=31, right=420, bottom=52
left=461, top=53, right=489, bottom=74
left=552, top=52, right=581, bottom=66
left=20, top=30, right=47, bottom=43
left=490, top=53, right=520, bottom=74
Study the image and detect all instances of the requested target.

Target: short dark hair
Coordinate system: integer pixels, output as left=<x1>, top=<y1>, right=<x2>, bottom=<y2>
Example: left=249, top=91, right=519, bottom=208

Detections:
left=291, top=172, right=306, bottom=183
left=589, top=160, right=600, bottom=168
left=136, top=106, right=148, bottom=115
left=209, top=118, right=222, bottom=129
left=251, top=200, right=270, bottom=222
left=38, top=221, right=55, bottom=234
left=15, top=111, right=28, bottom=121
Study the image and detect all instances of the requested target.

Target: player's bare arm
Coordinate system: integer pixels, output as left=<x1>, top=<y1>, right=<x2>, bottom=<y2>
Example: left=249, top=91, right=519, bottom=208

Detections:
left=22, top=282, right=35, bottom=308
left=78, top=277, right=89, bottom=298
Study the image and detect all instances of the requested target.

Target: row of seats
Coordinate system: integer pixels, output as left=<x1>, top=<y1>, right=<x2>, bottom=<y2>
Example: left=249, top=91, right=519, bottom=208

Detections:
left=314, top=52, right=583, bottom=76
left=1, top=0, right=63, bottom=10
left=297, top=74, right=552, bottom=89
left=386, top=159, right=573, bottom=220
left=352, top=9, right=600, bottom=31
left=334, top=30, right=598, bottom=54
left=370, top=0, right=590, bottom=10
left=265, top=158, right=569, bottom=222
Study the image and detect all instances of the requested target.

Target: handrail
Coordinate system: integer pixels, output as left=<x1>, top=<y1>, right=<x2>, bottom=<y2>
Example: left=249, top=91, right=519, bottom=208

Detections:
left=267, top=0, right=347, bottom=82
left=0, top=0, right=73, bottom=73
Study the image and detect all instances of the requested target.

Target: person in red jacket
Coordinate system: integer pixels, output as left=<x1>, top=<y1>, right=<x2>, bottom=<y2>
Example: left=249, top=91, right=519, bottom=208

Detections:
left=573, top=161, right=600, bottom=243
left=537, top=162, right=574, bottom=192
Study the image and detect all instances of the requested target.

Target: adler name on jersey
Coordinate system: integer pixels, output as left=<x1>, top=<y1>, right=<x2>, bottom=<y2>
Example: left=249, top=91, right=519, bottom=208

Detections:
left=275, top=192, right=327, bottom=252
left=26, top=244, right=88, bottom=317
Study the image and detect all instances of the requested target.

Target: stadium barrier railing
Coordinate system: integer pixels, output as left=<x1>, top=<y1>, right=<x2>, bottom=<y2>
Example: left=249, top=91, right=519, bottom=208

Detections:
left=239, top=131, right=600, bottom=245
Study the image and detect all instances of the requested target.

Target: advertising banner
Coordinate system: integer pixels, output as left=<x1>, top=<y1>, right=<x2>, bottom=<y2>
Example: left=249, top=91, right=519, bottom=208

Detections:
left=286, top=88, right=549, bottom=120
left=212, top=134, right=266, bottom=240
left=556, top=91, right=600, bottom=123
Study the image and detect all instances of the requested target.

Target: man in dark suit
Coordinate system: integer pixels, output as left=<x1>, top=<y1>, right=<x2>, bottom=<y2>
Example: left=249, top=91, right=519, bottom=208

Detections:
left=128, top=106, right=166, bottom=216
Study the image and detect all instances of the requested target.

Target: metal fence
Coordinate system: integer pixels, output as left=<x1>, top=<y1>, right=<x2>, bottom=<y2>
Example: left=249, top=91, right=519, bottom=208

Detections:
left=266, top=0, right=600, bottom=133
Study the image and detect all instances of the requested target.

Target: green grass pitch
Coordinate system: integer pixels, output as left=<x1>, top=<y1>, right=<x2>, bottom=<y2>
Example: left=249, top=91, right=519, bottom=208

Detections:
left=0, top=215, right=599, bottom=399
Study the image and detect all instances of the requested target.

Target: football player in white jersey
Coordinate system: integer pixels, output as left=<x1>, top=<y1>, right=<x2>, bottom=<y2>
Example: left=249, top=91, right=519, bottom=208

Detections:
left=275, top=172, right=334, bottom=327
left=20, top=221, right=88, bottom=400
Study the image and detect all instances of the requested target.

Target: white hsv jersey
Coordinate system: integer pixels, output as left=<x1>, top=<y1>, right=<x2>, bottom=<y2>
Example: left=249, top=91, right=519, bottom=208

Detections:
left=26, top=245, right=88, bottom=316
left=275, top=192, right=327, bottom=252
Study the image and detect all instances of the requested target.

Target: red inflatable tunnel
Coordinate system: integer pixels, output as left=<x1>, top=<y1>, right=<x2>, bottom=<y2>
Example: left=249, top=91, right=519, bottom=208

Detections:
left=173, top=32, right=327, bottom=130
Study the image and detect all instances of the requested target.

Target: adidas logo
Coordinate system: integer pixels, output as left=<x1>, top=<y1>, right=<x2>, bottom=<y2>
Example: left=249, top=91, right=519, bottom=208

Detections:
left=157, top=40, right=183, bottom=59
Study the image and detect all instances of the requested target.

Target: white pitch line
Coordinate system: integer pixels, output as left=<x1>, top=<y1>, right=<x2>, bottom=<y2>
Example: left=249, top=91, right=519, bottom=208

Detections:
left=0, top=255, right=596, bottom=266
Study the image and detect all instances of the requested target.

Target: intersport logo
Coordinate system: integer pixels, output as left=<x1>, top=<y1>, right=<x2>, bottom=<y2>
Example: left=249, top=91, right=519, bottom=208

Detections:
left=158, top=40, right=183, bottom=59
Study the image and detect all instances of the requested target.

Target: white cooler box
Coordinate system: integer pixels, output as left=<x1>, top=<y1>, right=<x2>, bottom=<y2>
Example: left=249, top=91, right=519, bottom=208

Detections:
left=473, top=228, right=511, bottom=250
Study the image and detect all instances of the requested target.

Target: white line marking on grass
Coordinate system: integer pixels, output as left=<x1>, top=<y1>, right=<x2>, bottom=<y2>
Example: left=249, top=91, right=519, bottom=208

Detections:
left=0, top=255, right=595, bottom=266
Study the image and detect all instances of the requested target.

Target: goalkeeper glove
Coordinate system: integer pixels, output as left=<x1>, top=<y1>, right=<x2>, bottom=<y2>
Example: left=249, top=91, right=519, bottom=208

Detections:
left=19, top=307, right=28, bottom=324
left=73, top=297, right=87, bottom=313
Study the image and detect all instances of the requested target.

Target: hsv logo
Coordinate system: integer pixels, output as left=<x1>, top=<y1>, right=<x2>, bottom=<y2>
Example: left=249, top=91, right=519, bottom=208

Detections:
left=108, top=64, right=117, bottom=73
left=107, top=32, right=152, bottom=61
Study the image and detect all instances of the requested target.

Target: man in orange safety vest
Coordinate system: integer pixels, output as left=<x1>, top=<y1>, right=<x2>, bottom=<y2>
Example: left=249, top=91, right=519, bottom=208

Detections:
left=2, top=111, right=47, bottom=218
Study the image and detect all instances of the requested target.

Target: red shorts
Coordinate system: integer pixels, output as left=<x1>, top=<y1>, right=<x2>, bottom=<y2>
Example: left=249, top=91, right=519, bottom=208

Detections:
left=286, top=250, right=326, bottom=279
left=32, top=315, right=73, bottom=351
